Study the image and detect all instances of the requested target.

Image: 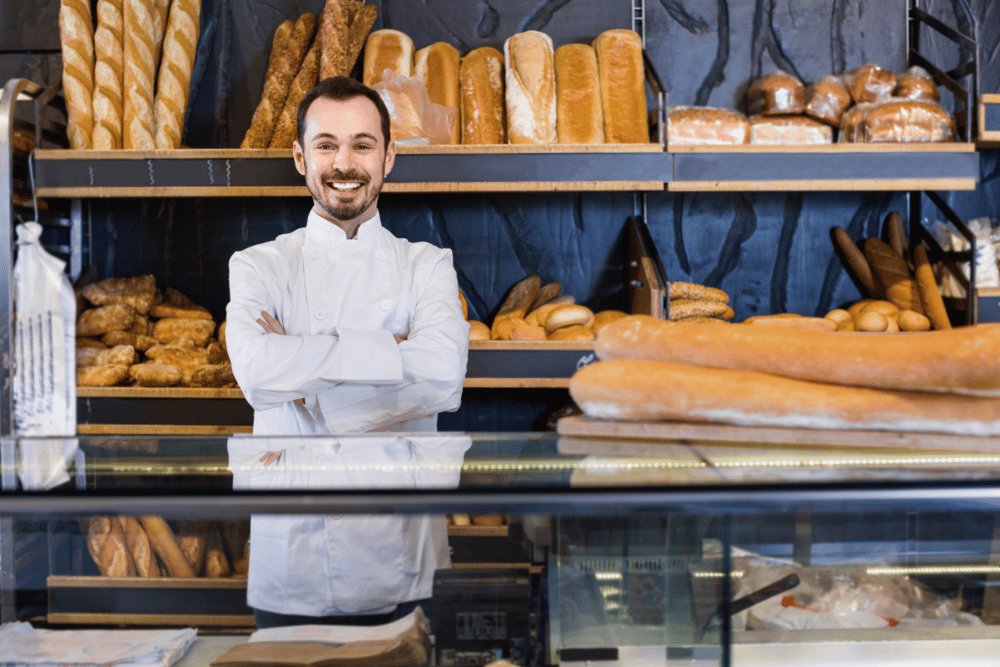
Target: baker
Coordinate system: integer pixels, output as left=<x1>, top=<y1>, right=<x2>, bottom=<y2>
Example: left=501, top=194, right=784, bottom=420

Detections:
left=225, top=76, right=470, bottom=628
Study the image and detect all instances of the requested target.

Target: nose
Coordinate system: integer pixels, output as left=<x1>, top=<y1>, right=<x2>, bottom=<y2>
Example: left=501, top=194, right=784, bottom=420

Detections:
left=332, top=145, right=353, bottom=171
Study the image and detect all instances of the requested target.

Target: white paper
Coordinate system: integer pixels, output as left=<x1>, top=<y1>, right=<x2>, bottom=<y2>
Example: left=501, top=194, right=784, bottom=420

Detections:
left=0, top=622, right=197, bottom=667
left=248, top=606, right=429, bottom=645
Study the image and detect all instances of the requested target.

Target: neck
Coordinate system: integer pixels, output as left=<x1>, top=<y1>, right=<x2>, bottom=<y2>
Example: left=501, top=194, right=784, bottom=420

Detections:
left=314, top=205, right=377, bottom=239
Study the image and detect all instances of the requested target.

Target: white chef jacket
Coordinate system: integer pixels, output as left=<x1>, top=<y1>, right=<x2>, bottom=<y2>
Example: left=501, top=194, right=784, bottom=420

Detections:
left=226, top=209, right=470, bottom=616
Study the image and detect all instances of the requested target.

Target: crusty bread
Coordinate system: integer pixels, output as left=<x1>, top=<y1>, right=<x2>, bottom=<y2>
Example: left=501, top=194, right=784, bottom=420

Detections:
left=846, top=64, right=896, bottom=104
left=554, top=44, right=604, bottom=144
left=92, top=0, right=124, bottom=149
left=747, top=114, right=832, bottom=145
left=571, top=359, right=1000, bottom=435
left=319, top=0, right=347, bottom=80
left=345, top=4, right=378, bottom=77
left=832, top=226, right=880, bottom=297
left=504, top=31, right=557, bottom=145
left=59, top=0, right=96, bottom=149
left=415, top=42, right=461, bottom=144
left=363, top=28, right=413, bottom=87
left=596, top=314, right=1000, bottom=396
left=154, top=0, right=201, bottom=149
left=460, top=47, right=505, bottom=144
left=593, top=29, right=647, bottom=143
left=913, top=242, right=952, bottom=330
left=140, top=515, right=195, bottom=577
left=151, top=0, right=170, bottom=67
left=863, top=237, right=923, bottom=313
left=269, top=36, right=320, bottom=148
left=837, top=102, right=875, bottom=143
left=123, top=0, right=157, bottom=149
left=120, top=515, right=161, bottom=577
left=99, top=517, right=136, bottom=576
left=668, top=105, right=748, bottom=145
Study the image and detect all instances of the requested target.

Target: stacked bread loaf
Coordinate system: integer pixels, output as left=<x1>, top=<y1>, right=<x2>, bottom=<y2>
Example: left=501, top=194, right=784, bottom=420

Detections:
left=84, top=515, right=249, bottom=578
left=59, top=0, right=203, bottom=149
left=75, top=274, right=236, bottom=387
left=447, top=513, right=507, bottom=527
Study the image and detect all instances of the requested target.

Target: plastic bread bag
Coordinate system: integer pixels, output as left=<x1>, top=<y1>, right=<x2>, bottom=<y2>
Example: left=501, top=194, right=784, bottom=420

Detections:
left=746, top=70, right=806, bottom=116
left=804, top=74, right=852, bottom=126
left=860, top=97, right=955, bottom=143
left=894, top=65, right=941, bottom=102
left=845, top=63, right=896, bottom=104
left=373, top=69, right=456, bottom=145
left=13, top=221, right=77, bottom=490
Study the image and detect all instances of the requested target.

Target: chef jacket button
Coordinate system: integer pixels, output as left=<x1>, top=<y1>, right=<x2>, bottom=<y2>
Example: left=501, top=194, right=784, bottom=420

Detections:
left=316, top=455, right=329, bottom=464
left=310, top=249, right=322, bottom=258
left=315, top=309, right=327, bottom=320
left=376, top=250, right=387, bottom=261
left=380, top=299, right=391, bottom=311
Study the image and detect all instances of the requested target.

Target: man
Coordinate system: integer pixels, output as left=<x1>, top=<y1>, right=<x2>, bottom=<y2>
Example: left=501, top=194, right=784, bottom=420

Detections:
left=225, top=76, right=470, bottom=628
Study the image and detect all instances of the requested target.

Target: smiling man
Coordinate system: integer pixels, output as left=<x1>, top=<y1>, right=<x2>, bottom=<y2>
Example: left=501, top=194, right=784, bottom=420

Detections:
left=225, top=76, right=470, bottom=629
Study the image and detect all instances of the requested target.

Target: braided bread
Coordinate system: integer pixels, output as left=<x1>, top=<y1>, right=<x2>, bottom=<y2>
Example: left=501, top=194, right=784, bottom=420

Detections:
left=92, top=0, right=124, bottom=149
left=123, top=0, right=157, bottom=149
left=59, top=0, right=95, bottom=149
left=154, top=0, right=201, bottom=148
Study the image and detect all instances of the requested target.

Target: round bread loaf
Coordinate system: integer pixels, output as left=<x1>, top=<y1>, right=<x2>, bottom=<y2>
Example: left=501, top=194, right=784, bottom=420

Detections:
left=468, top=320, right=490, bottom=340
left=548, top=324, right=595, bottom=341
left=545, top=305, right=594, bottom=332
left=592, top=310, right=629, bottom=333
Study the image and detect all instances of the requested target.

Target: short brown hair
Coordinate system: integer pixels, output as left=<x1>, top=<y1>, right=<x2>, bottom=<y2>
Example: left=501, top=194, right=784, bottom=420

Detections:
left=297, top=76, right=392, bottom=147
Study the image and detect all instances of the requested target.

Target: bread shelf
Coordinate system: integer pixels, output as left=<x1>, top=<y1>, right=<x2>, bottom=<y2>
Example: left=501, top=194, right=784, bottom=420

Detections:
left=978, top=94, right=1000, bottom=148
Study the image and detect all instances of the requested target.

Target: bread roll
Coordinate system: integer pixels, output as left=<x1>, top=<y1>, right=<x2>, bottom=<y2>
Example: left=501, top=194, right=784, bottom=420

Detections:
left=77, top=364, right=129, bottom=386
left=895, top=65, right=939, bottom=102
left=668, top=282, right=729, bottom=303
left=154, top=0, right=201, bottom=149
left=363, top=29, right=413, bottom=87
left=846, top=64, right=896, bottom=104
left=668, top=105, right=748, bottom=145
left=860, top=99, right=955, bottom=143
left=544, top=304, right=594, bottom=332
left=504, top=31, right=557, bottom=145
left=595, top=315, right=1000, bottom=396
left=59, top=0, right=96, bottom=149
left=570, top=359, right=1000, bottom=435
left=747, top=115, right=832, bottom=145
left=553, top=44, right=603, bottom=144
left=592, top=310, right=629, bottom=333
left=92, top=0, right=124, bottom=149
left=415, top=42, right=461, bottom=144
left=460, top=47, right=505, bottom=144
left=804, top=75, right=851, bottom=126
left=548, top=324, right=595, bottom=341
left=509, top=322, right=547, bottom=341
left=669, top=299, right=734, bottom=320
left=468, top=320, right=491, bottom=340
left=594, top=29, right=647, bottom=143
left=747, top=70, right=805, bottom=116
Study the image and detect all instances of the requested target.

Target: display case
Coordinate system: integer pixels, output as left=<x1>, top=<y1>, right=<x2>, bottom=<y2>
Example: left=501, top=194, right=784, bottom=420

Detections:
left=4, top=432, right=1000, bottom=666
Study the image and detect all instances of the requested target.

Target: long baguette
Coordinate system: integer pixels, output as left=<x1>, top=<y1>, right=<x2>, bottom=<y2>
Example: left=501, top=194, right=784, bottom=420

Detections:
left=318, top=0, right=347, bottom=80
left=59, top=0, right=96, bottom=149
left=596, top=315, right=1000, bottom=396
left=99, top=516, right=136, bottom=576
left=570, top=359, right=1000, bottom=436
left=269, top=36, right=320, bottom=148
left=154, top=0, right=201, bottom=148
left=120, top=515, right=161, bottom=577
left=344, top=3, right=378, bottom=77
left=123, top=0, right=158, bottom=149
left=140, top=515, right=196, bottom=577
left=92, top=0, right=124, bottom=149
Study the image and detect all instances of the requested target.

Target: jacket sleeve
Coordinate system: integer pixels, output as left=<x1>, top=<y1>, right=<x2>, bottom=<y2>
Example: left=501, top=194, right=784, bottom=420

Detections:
left=226, top=250, right=404, bottom=411
left=315, top=249, right=470, bottom=432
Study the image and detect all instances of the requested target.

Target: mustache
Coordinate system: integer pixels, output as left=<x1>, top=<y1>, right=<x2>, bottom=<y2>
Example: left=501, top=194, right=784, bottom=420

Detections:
left=324, top=169, right=369, bottom=183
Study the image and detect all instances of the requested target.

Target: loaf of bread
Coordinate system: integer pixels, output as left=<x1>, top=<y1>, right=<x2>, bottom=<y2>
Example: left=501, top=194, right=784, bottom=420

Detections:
left=554, top=44, right=604, bottom=144
left=748, top=114, right=832, bottom=144
left=269, top=37, right=320, bottom=148
left=86, top=516, right=112, bottom=566
left=59, top=0, right=96, bottom=149
left=153, top=0, right=201, bottom=149
left=804, top=74, right=851, bottom=126
left=345, top=4, right=378, bottom=77
left=860, top=99, right=955, bottom=143
left=174, top=519, right=207, bottom=574
left=747, top=70, right=805, bottom=116
left=120, top=515, right=161, bottom=577
left=123, top=0, right=157, bottom=149
left=595, top=315, right=1000, bottom=396
left=363, top=29, right=413, bottom=87
left=570, top=359, right=1000, bottom=435
left=92, top=0, right=124, bottom=149
left=99, top=516, right=136, bottom=576
left=864, top=237, right=924, bottom=313
left=140, top=515, right=196, bottom=577
left=460, top=47, right=505, bottom=144
left=415, top=42, right=461, bottom=144
left=319, top=0, right=347, bottom=80
left=837, top=102, right=875, bottom=143
left=832, top=226, right=880, bottom=297
left=504, top=31, right=557, bottom=145
left=593, top=29, right=647, bottom=143
left=491, top=274, right=541, bottom=338
left=894, top=65, right=940, bottom=102
left=845, top=64, right=896, bottom=104
left=668, top=105, right=748, bottom=145
left=151, top=0, right=170, bottom=67
left=203, top=524, right=231, bottom=578
left=913, top=243, right=951, bottom=330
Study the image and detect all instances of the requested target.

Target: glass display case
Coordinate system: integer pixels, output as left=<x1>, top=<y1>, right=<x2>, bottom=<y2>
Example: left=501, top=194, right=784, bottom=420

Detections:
left=4, top=432, right=1000, bottom=666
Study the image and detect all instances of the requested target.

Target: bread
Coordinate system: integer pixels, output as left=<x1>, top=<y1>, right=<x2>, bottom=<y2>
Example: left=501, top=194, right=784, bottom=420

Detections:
left=151, top=0, right=170, bottom=66
left=269, top=37, right=321, bottom=148
left=175, top=519, right=207, bottom=574
left=548, top=325, right=595, bottom=341
left=884, top=211, right=907, bottom=259
left=120, top=515, right=161, bottom=577
left=152, top=318, right=216, bottom=346
left=860, top=99, right=955, bottom=143
left=746, top=315, right=838, bottom=331
left=491, top=274, right=541, bottom=338
left=595, top=315, right=1000, bottom=396
left=468, top=320, right=490, bottom=340
left=668, top=105, right=748, bottom=145
left=59, top=0, right=96, bottom=149
left=129, top=363, right=182, bottom=386
left=86, top=516, right=113, bottom=566
left=913, top=242, right=952, bottom=330
left=140, top=515, right=196, bottom=577
left=668, top=282, right=729, bottom=303
left=897, top=309, right=931, bottom=332
left=76, top=344, right=138, bottom=368
left=363, top=29, right=413, bottom=87
left=189, top=363, right=235, bottom=387
left=345, top=4, right=378, bottom=77
left=570, top=359, right=1000, bottom=435
left=123, top=0, right=158, bottom=149
left=832, top=226, right=880, bottom=297
left=153, top=0, right=202, bottom=149
left=509, top=322, right=547, bottom=341
left=319, top=0, right=348, bottom=80
left=415, top=42, right=461, bottom=144
left=82, top=274, right=160, bottom=314
left=92, top=0, right=124, bottom=149
left=846, top=64, right=896, bottom=104
left=204, top=525, right=231, bottom=578
left=504, top=31, right=557, bottom=145
left=99, top=516, right=136, bottom=576
left=863, top=237, right=923, bottom=313
left=592, top=310, right=629, bottom=333
left=242, top=14, right=316, bottom=149
left=544, top=304, right=594, bottom=332
left=838, top=102, right=875, bottom=143
left=593, top=29, right=646, bottom=143
left=460, top=47, right=505, bottom=144
left=747, top=114, right=832, bottom=145
left=77, top=364, right=129, bottom=386
left=528, top=282, right=561, bottom=312
left=551, top=44, right=604, bottom=144
left=471, top=514, right=504, bottom=526
left=747, top=70, right=805, bottom=116
left=669, top=299, right=734, bottom=320
left=149, top=286, right=212, bottom=319
left=78, top=304, right=138, bottom=336
left=804, top=74, right=851, bottom=126
left=895, top=65, right=939, bottom=102
left=526, top=296, right=574, bottom=327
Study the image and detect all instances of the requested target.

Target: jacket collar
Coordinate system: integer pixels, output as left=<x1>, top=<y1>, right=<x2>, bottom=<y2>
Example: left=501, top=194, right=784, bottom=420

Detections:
left=305, top=209, right=383, bottom=246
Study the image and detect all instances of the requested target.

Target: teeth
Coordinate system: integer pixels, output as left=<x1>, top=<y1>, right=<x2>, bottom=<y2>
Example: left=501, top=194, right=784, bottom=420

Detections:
left=331, top=182, right=362, bottom=191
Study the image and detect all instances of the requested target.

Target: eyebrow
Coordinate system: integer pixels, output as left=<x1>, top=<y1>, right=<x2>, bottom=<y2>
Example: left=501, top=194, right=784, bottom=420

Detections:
left=311, top=132, right=379, bottom=143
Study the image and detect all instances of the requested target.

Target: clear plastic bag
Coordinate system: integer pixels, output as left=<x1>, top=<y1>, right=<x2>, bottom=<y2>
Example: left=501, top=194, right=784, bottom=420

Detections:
left=372, top=69, right=456, bottom=145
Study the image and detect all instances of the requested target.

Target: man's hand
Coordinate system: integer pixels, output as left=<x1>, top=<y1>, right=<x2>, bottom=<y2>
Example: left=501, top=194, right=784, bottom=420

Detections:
left=394, top=334, right=407, bottom=344
left=259, top=451, right=283, bottom=466
left=257, top=311, right=286, bottom=335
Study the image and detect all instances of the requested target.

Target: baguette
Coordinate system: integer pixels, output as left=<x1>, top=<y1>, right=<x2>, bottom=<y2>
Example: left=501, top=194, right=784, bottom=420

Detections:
left=318, top=0, right=347, bottom=80
left=363, top=29, right=413, bottom=87
left=913, top=242, right=951, bottom=330
left=344, top=3, right=378, bottom=77
left=593, top=29, right=647, bottom=143
left=832, top=226, right=880, bottom=297
left=884, top=211, right=908, bottom=261
left=120, top=515, right=161, bottom=577
left=203, top=524, right=231, bottom=578
left=123, top=0, right=157, bottom=149
left=528, top=282, right=562, bottom=312
left=59, top=0, right=96, bottom=149
left=86, top=515, right=113, bottom=567
left=595, top=315, right=1000, bottom=396
left=269, top=36, right=321, bottom=148
left=415, top=42, right=461, bottom=144
left=140, top=515, right=196, bottom=577
left=491, top=274, right=541, bottom=338
left=504, top=31, right=557, bottom=145
left=570, top=359, right=1000, bottom=436
left=99, top=516, right=136, bottom=576
left=151, top=0, right=170, bottom=67
left=864, top=237, right=923, bottom=314
left=92, top=0, right=124, bottom=149
left=460, top=47, right=505, bottom=144
left=154, top=0, right=202, bottom=149
left=174, top=519, right=207, bottom=574
left=554, top=44, right=604, bottom=144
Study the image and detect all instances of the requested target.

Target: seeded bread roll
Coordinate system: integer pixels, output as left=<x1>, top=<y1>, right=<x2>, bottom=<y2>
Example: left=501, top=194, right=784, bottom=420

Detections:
left=504, top=31, right=557, bottom=145
left=747, top=70, right=805, bottom=116
left=59, top=0, right=96, bottom=149
left=92, top=0, right=124, bottom=149
left=460, top=47, right=505, bottom=144
left=363, top=29, right=413, bottom=87
left=593, top=29, right=647, bottom=143
left=415, top=42, right=461, bottom=144
left=554, top=44, right=604, bottom=144
left=154, top=0, right=202, bottom=149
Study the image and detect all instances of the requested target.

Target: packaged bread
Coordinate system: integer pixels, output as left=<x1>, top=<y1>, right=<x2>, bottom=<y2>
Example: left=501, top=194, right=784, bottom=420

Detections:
left=804, top=75, right=851, bottom=126
left=748, top=115, right=833, bottom=145
left=894, top=65, right=939, bottom=102
left=838, top=102, right=875, bottom=143
left=860, top=98, right=955, bottom=143
left=504, top=31, right=557, bottom=145
left=554, top=44, right=604, bottom=144
left=593, top=29, right=648, bottom=143
left=668, top=105, right=748, bottom=145
left=59, top=0, right=96, bottom=149
left=363, top=29, right=413, bottom=87
left=460, top=47, right=506, bottom=144
left=747, top=70, right=805, bottom=116
left=414, top=42, right=461, bottom=144
left=845, top=64, right=896, bottom=104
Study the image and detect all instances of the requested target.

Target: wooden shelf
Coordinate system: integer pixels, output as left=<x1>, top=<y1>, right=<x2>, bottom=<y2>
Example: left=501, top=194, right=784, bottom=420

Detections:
left=978, top=95, right=1000, bottom=148
left=448, top=525, right=510, bottom=537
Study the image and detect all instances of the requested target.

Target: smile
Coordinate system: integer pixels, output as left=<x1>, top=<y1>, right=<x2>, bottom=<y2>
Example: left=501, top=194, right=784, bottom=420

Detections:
left=330, top=182, right=363, bottom=191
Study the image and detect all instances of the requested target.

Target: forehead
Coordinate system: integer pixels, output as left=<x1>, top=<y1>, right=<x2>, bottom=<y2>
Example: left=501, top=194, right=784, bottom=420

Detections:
left=302, top=95, right=384, bottom=145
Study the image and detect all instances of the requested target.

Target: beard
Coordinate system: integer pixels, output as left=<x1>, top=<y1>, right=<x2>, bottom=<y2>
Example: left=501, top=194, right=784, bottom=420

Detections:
left=307, top=166, right=384, bottom=222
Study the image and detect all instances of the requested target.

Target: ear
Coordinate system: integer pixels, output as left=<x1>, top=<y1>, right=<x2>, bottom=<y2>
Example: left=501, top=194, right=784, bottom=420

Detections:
left=383, top=139, right=396, bottom=177
left=292, top=140, right=306, bottom=176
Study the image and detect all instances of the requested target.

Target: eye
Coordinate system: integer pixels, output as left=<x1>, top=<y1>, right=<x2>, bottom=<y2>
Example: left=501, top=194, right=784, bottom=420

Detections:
left=355, top=143, right=373, bottom=152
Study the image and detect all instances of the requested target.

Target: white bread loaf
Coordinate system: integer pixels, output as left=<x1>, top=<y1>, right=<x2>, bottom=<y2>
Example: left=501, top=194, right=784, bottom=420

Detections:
left=415, top=42, right=461, bottom=144
left=593, top=29, right=648, bottom=143
left=363, top=29, right=413, bottom=87
left=504, top=31, right=557, bottom=145
left=668, top=105, right=748, bottom=145
left=554, top=43, right=604, bottom=144
left=596, top=315, right=1000, bottom=396
left=460, top=46, right=505, bottom=144
left=154, top=0, right=201, bottom=149
left=59, top=0, right=96, bottom=149
left=92, top=0, right=124, bottom=149
left=747, top=114, right=832, bottom=145
left=123, top=0, right=158, bottom=149
left=571, top=359, right=1000, bottom=436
